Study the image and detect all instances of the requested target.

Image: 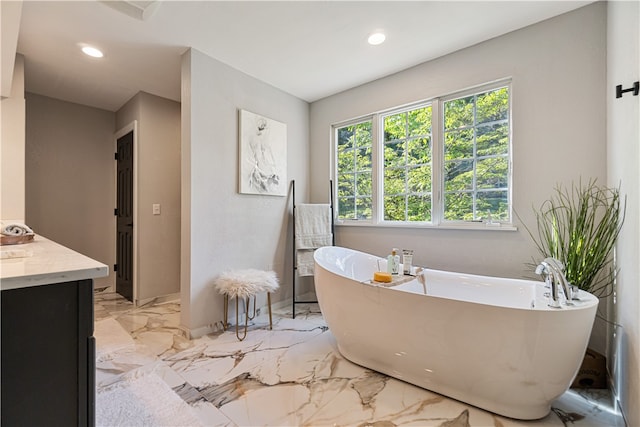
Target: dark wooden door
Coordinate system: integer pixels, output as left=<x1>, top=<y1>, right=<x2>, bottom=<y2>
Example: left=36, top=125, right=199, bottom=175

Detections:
left=116, top=131, right=134, bottom=301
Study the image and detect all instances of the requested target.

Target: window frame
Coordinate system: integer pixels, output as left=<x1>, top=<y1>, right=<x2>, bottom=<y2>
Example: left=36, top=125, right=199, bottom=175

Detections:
left=334, top=117, right=375, bottom=221
left=332, top=79, right=515, bottom=231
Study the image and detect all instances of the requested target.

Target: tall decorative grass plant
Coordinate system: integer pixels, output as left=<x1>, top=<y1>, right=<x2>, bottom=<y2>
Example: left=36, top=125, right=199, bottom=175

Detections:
left=526, top=179, right=625, bottom=297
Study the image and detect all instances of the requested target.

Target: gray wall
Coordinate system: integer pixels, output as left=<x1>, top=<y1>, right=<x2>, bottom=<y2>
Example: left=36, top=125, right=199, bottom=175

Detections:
left=310, top=4, right=606, bottom=280
left=181, top=48, right=310, bottom=337
left=24, top=90, right=180, bottom=299
left=1, top=54, right=25, bottom=221
left=25, top=93, right=116, bottom=289
left=607, top=2, right=640, bottom=425
left=116, top=91, right=181, bottom=302
left=310, top=2, right=608, bottom=352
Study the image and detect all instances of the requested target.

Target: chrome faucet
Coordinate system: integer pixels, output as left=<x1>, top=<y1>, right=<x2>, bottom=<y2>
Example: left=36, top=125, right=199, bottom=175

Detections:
left=535, top=257, right=574, bottom=308
left=415, top=267, right=427, bottom=295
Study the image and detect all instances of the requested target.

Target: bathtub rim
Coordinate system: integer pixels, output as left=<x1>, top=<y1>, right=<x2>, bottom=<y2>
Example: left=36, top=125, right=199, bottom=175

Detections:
left=313, top=245, right=599, bottom=313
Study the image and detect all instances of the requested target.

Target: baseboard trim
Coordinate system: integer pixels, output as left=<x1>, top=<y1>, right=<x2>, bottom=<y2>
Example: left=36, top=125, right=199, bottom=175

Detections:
left=183, top=322, right=226, bottom=339
left=94, top=285, right=115, bottom=293
left=136, top=292, right=180, bottom=307
left=606, top=366, right=628, bottom=426
left=183, top=298, right=282, bottom=339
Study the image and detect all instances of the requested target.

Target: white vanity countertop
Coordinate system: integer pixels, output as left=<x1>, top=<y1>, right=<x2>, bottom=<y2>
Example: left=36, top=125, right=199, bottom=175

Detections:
left=0, top=235, right=108, bottom=291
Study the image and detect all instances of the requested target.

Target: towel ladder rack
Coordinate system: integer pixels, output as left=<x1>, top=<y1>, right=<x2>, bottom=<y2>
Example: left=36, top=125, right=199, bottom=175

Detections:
left=291, top=179, right=335, bottom=318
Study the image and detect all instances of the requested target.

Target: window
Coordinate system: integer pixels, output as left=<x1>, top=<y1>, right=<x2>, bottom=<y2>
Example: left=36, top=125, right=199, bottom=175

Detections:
left=336, top=121, right=373, bottom=220
left=443, top=86, right=510, bottom=221
left=334, top=81, right=511, bottom=228
left=383, top=105, right=433, bottom=222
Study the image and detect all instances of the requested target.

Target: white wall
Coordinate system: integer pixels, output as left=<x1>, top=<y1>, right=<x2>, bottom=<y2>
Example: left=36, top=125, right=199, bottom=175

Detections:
left=25, top=93, right=115, bottom=289
left=181, top=48, right=310, bottom=337
left=1, top=54, right=25, bottom=222
left=311, top=4, right=606, bottom=281
left=607, top=2, right=640, bottom=425
left=116, top=91, right=181, bottom=302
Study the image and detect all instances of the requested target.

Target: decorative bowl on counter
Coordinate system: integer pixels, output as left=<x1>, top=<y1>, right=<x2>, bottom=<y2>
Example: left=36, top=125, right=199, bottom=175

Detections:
left=0, top=235, right=35, bottom=246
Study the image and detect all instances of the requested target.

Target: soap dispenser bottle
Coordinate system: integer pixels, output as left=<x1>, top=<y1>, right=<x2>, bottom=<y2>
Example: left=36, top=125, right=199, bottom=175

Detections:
left=387, top=248, right=400, bottom=275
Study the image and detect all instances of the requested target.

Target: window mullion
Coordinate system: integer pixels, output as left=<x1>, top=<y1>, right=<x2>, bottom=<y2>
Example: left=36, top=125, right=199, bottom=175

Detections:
left=431, top=99, right=443, bottom=225
left=372, top=114, right=382, bottom=224
left=472, top=94, right=478, bottom=220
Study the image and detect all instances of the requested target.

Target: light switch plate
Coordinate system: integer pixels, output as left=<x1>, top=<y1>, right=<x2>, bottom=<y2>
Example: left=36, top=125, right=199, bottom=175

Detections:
left=152, top=204, right=161, bottom=215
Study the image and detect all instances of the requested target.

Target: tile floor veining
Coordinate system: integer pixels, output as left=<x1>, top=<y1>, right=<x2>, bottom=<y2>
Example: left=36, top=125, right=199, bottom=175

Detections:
left=94, top=292, right=626, bottom=427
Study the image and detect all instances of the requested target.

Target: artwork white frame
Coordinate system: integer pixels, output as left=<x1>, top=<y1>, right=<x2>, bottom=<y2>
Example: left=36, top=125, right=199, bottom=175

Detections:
left=239, top=109, right=287, bottom=196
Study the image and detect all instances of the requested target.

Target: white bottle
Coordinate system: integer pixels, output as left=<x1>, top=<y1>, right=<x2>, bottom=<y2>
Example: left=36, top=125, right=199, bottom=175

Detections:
left=387, top=248, right=400, bottom=275
left=402, top=249, right=413, bottom=275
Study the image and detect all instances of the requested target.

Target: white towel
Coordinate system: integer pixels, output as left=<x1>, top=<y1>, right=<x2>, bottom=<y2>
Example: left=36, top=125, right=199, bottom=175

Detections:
left=296, top=249, right=316, bottom=277
left=295, top=204, right=332, bottom=249
left=1, top=223, right=34, bottom=236
left=295, top=204, right=332, bottom=276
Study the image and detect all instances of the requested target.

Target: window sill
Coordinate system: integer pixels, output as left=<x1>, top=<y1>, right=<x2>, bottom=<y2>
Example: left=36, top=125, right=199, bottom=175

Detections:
left=335, top=221, right=518, bottom=232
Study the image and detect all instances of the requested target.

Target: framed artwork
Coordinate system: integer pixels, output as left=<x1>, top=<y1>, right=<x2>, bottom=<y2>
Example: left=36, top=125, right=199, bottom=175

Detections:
left=238, top=109, right=287, bottom=196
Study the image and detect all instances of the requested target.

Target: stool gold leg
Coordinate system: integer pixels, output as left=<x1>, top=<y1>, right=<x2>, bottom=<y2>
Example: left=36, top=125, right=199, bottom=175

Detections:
left=247, top=295, right=257, bottom=320
left=267, top=292, right=273, bottom=330
left=235, top=297, right=249, bottom=341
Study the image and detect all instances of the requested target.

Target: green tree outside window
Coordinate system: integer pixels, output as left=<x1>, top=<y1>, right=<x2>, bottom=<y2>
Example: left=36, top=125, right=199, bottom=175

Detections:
left=336, top=121, right=372, bottom=220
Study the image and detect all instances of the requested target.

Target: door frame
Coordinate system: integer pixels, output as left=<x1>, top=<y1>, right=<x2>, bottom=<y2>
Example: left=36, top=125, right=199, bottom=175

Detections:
left=114, top=121, right=139, bottom=304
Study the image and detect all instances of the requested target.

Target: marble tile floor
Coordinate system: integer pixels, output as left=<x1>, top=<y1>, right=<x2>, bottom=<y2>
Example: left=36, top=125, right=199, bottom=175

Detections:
left=94, top=291, right=626, bottom=427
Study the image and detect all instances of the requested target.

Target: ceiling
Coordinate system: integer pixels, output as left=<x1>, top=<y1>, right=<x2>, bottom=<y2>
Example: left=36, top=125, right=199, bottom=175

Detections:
left=17, top=1, right=593, bottom=112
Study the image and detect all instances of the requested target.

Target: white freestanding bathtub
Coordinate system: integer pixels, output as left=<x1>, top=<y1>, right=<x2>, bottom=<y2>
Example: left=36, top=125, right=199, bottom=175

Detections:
left=313, top=246, right=598, bottom=420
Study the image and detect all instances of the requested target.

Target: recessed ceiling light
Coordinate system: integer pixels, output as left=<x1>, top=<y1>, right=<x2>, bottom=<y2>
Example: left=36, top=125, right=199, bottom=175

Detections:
left=82, top=46, right=104, bottom=58
left=368, top=32, right=386, bottom=46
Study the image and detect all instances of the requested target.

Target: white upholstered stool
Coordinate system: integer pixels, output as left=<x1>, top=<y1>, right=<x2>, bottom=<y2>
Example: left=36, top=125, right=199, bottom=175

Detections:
left=213, top=269, right=279, bottom=341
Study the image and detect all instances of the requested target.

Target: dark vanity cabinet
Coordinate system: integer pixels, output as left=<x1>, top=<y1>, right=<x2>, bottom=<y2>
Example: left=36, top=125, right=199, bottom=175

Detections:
left=1, top=279, right=95, bottom=427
